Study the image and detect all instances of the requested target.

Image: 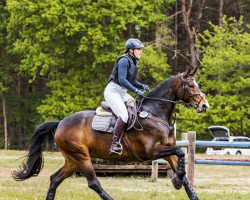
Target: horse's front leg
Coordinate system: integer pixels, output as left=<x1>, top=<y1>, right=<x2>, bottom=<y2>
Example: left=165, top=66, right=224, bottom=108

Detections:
left=152, top=145, right=186, bottom=179
left=152, top=145, right=199, bottom=200
left=165, top=155, right=183, bottom=190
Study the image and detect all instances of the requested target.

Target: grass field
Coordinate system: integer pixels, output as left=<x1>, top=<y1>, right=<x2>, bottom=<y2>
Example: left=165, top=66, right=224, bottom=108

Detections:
left=0, top=150, right=250, bottom=200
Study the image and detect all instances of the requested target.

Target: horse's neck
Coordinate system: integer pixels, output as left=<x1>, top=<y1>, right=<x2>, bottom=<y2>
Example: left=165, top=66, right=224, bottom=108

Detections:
left=141, top=82, right=177, bottom=122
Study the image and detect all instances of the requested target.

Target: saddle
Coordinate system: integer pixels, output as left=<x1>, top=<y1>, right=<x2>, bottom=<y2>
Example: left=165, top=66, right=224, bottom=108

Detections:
left=92, top=98, right=137, bottom=133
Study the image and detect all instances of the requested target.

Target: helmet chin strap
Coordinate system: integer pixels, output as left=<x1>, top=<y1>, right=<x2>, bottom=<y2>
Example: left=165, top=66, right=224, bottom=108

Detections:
left=129, top=50, right=139, bottom=60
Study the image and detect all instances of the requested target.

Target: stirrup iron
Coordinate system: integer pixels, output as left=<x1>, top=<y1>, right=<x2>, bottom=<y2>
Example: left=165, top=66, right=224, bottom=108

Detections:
left=109, top=142, right=123, bottom=155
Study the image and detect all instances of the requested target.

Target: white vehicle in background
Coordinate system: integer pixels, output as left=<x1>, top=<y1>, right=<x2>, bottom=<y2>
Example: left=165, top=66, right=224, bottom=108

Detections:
left=206, top=126, right=250, bottom=155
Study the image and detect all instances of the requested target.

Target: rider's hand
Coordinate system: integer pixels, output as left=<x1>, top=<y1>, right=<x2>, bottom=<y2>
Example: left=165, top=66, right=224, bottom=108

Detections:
left=143, top=84, right=150, bottom=91
left=135, top=89, right=144, bottom=97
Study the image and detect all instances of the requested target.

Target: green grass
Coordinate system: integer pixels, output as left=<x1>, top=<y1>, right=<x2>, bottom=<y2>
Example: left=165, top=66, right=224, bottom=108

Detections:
left=0, top=150, right=250, bottom=200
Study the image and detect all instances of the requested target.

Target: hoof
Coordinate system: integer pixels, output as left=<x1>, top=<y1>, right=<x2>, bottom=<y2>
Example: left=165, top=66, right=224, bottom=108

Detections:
left=172, top=177, right=183, bottom=190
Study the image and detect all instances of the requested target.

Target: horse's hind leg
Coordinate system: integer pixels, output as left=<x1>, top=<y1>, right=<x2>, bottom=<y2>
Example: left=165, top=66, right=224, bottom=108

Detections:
left=46, top=160, right=78, bottom=200
left=79, top=158, right=113, bottom=200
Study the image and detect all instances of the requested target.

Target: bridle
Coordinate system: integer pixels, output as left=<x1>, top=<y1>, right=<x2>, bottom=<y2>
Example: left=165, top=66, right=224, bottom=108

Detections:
left=180, top=77, right=205, bottom=109
left=138, top=76, right=205, bottom=109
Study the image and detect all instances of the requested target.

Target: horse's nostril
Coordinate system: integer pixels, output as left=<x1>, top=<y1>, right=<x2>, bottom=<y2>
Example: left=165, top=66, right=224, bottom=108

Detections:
left=202, top=104, right=207, bottom=110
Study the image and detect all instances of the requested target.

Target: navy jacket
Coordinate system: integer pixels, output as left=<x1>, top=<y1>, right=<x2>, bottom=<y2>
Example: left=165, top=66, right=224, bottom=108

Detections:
left=109, top=53, right=144, bottom=92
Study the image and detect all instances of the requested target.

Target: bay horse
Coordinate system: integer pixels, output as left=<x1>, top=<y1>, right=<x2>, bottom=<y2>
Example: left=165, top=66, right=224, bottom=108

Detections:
left=12, top=68, right=209, bottom=200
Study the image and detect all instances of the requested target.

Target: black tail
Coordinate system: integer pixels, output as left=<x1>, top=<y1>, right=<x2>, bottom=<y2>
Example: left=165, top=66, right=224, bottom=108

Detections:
left=12, top=120, right=60, bottom=181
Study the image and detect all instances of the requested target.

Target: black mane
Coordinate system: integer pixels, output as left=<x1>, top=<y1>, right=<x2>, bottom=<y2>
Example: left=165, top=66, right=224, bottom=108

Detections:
left=146, top=75, right=177, bottom=98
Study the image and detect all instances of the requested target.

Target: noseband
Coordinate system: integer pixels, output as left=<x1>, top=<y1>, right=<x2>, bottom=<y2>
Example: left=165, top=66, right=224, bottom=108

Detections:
left=181, top=77, right=205, bottom=109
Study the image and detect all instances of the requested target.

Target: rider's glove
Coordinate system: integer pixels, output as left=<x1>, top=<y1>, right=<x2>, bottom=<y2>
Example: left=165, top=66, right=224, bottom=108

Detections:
left=135, top=89, right=144, bottom=97
left=143, top=84, right=150, bottom=91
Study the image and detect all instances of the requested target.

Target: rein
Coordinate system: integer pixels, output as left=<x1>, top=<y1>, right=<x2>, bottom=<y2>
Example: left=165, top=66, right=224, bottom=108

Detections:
left=140, top=90, right=194, bottom=108
left=143, top=96, right=177, bottom=104
left=132, top=78, right=204, bottom=130
left=132, top=95, right=178, bottom=131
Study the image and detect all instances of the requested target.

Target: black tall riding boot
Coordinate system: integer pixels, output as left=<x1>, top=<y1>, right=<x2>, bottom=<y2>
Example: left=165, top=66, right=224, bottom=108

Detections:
left=109, top=117, right=127, bottom=155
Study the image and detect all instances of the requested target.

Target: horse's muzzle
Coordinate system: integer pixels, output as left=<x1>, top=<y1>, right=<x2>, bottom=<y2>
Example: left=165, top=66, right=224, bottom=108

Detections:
left=197, top=102, right=209, bottom=113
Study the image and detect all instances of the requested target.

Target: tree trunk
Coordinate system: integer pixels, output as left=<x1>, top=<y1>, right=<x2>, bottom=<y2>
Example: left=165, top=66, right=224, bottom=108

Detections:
left=174, top=1, right=178, bottom=70
left=180, top=0, right=199, bottom=70
left=1, top=92, right=8, bottom=150
left=17, top=75, right=23, bottom=149
left=219, top=0, right=224, bottom=27
left=196, top=0, right=206, bottom=61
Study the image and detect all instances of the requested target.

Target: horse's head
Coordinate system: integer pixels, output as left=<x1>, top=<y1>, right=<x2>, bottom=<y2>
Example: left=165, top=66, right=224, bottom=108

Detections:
left=176, top=68, right=209, bottom=113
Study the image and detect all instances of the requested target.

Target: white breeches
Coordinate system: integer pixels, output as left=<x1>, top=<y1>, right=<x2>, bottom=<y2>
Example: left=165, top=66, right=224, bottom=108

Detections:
left=104, top=81, right=134, bottom=123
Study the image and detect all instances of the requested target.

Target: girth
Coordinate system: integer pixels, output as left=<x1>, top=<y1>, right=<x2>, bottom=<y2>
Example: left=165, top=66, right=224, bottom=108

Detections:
left=146, top=113, right=173, bottom=131
left=138, top=111, right=173, bottom=131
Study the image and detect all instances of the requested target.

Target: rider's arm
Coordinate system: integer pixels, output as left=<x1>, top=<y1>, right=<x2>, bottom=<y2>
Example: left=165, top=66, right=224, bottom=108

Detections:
left=118, top=57, right=137, bottom=92
left=131, top=80, right=144, bottom=90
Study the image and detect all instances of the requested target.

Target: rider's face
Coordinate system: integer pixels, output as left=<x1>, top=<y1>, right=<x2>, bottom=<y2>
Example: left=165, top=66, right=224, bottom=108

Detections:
left=133, top=48, right=143, bottom=59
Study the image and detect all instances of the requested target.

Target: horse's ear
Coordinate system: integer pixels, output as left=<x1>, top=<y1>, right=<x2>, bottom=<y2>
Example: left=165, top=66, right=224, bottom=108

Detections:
left=183, top=67, right=192, bottom=78
left=190, top=67, right=198, bottom=76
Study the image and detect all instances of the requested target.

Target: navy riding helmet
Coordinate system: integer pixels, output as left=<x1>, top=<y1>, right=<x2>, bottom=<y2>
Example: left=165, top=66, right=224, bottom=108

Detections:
left=125, top=38, right=144, bottom=50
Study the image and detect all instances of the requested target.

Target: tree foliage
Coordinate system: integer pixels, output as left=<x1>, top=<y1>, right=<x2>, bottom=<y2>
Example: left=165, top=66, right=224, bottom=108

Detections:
left=1, top=1, right=250, bottom=148
left=0, top=0, right=11, bottom=92
left=6, top=0, right=174, bottom=120
left=177, top=16, right=250, bottom=137
left=6, top=0, right=174, bottom=76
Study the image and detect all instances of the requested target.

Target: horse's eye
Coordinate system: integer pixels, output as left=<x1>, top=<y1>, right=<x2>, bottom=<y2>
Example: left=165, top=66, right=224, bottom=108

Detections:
left=188, top=82, right=194, bottom=87
left=186, top=79, right=194, bottom=87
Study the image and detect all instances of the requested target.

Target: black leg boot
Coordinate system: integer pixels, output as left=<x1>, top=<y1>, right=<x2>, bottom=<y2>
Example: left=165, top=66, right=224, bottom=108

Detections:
left=109, top=117, right=126, bottom=155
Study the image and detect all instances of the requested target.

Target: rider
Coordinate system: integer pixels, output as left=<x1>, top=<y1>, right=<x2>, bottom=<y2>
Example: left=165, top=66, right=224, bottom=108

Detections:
left=104, top=38, right=150, bottom=155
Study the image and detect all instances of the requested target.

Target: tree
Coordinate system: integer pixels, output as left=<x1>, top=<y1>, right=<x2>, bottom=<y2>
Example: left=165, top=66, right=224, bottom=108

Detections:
left=0, top=1, right=48, bottom=149
left=3, top=0, right=249, bottom=149
left=0, top=0, right=11, bottom=149
left=6, top=0, right=174, bottom=120
left=180, top=0, right=199, bottom=70
left=177, top=16, right=250, bottom=137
